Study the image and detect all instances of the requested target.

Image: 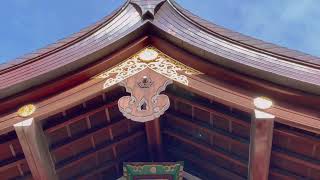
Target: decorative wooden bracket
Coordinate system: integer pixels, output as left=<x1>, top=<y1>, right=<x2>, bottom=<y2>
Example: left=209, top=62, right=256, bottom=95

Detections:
left=95, top=46, right=203, bottom=122
left=118, top=68, right=172, bottom=122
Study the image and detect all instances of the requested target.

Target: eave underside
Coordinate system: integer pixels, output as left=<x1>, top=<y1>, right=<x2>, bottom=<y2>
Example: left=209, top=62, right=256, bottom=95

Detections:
left=1, top=85, right=320, bottom=180
left=0, top=36, right=319, bottom=139
left=0, top=40, right=319, bottom=179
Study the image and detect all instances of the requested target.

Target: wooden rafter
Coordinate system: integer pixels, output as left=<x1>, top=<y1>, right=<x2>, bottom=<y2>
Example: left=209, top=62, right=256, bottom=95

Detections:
left=50, top=118, right=127, bottom=151
left=168, top=94, right=250, bottom=130
left=272, top=149, right=320, bottom=170
left=169, top=92, right=320, bottom=153
left=167, top=91, right=320, bottom=179
left=165, top=112, right=249, bottom=149
left=167, top=148, right=245, bottom=180
left=184, top=75, right=320, bottom=134
left=44, top=101, right=117, bottom=133
left=150, top=36, right=320, bottom=110
left=163, top=129, right=247, bottom=168
left=73, top=149, right=144, bottom=179
left=1, top=40, right=320, bottom=135
left=0, top=158, right=26, bottom=173
left=55, top=131, right=145, bottom=170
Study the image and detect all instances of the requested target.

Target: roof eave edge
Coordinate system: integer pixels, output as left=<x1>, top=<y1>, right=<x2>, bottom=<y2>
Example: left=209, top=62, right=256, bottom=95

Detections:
left=167, top=0, right=320, bottom=69
left=0, top=0, right=131, bottom=75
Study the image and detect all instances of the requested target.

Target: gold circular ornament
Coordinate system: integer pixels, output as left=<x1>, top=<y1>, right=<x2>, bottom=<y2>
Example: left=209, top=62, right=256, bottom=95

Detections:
left=17, top=104, right=36, bottom=117
left=138, top=48, right=159, bottom=63
left=150, top=166, right=157, bottom=174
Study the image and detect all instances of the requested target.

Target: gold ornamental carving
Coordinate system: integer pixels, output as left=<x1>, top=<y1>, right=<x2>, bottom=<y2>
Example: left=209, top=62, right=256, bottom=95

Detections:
left=17, top=104, right=36, bottom=117
left=95, top=46, right=203, bottom=89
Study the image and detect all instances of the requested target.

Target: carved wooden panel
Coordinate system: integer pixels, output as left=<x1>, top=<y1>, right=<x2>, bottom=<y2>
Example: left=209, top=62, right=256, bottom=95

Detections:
left=118, top=68, right=172, bottom=122
left=95, top=46, right=203, bottom=122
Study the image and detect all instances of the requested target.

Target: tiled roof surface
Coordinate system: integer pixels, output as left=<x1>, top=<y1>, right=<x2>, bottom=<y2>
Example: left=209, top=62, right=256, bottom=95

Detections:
left=1, top=0, right=319, bottom=97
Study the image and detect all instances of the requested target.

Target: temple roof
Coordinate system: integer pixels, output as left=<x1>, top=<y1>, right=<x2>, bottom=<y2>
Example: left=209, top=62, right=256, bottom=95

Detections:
left=0, top=3, right=320, bottom=178
left=1, top=0, right=320, bottom=98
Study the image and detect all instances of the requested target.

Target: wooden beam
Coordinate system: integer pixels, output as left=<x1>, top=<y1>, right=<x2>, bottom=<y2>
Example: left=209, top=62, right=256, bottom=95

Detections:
left=55, top=131, right=145, bottom=171
left=50, top=118, right=127, bottom=151
left=166, top=112, right=249, bottom=146
left=272, top=149, right=320, bottom=170
left=151, top=36, right=320, bottom=112
left=167, top=148, right=245, bottom=180
left=0, top=36, right=150, bottom=115
left=163, top=129, right=247, bottom=168
left=0, top=158, right=26, bottom=173
left=45, top=101, right=117, bottom=133
left=248, top=110, right=274, bottom=180
left=74, top=149, right=143, bottom=179
left=145, top=118, right=163, bottom=161
left=168, top=94, right=250, bottom=128
left=14, top=118, right=58, bottom=180
left=185, top=75, right=320, bottom=134
left=269, top=167, right=304, bottom=179
left=1, top=44, right=320, bottom=136
left=170, top=93, right=320, bottom=154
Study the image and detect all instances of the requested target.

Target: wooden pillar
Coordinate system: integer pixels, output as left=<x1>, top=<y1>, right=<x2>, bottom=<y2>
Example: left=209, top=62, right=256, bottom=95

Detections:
left=14, top=118, right=58, bottom=180
left=248, top=110, right=274, bottom=180
left=145, top=118, right=163, bottom=161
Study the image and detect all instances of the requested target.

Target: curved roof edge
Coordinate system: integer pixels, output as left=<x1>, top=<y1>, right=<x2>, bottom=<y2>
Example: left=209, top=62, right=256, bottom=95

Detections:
left=0, top=0, right=130, bottom=73
left=169, top=0, right=320, bottom=68
left=0, top=0, right=319, bottom=98
left=2, top=0, right=320, bottom=72
left=2, top=0, right=319, bottom=72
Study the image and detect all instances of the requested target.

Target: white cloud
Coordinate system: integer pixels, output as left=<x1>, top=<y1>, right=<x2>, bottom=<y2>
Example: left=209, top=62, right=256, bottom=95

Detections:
left=178, top=0, right=320, bottom=57
left=235, top=0, right=320, bottom=57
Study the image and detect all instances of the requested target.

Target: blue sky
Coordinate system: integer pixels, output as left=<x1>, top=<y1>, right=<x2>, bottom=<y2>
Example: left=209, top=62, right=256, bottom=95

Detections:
left=0, top=0, right=319, bottom=63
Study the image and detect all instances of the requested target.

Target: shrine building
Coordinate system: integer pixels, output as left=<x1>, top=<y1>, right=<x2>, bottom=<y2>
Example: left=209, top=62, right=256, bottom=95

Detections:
left=0, top=0, right=320, bottom=179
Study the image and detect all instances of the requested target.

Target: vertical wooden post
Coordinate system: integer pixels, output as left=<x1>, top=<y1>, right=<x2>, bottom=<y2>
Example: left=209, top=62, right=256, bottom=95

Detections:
left=248, top=110, right=274, bottom=180
left=145, top=118, right=163, bottom=161
left=14, top=118, right=58, bottom=180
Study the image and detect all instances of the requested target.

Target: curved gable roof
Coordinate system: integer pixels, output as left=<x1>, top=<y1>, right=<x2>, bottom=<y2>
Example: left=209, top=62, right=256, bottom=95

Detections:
left=0, top=0, right=319, bottom=98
